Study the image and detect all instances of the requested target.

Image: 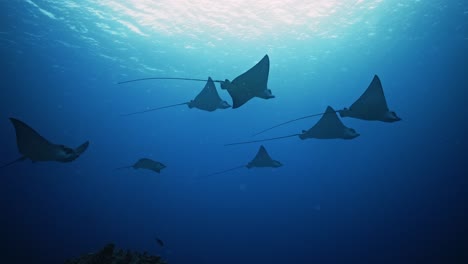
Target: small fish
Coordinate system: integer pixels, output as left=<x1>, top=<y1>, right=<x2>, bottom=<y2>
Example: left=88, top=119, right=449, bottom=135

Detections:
left=155, top=236, right=164, bottom=247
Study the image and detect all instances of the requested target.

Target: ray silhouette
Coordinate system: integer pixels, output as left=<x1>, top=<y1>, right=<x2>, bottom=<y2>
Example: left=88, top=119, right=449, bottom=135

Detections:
left=122, top=77, right=230, bottom=115
left=0, top=118, right=89, bottom=169
left=253, top=75, right=400, bottom=136
left=203, top=145, right=282, bottom=177
left=338, top=75, right=401, bottom=122
left=119, top=55, right=274, bottom=109
left=220, top=55, right=274, bottom=108
left=116, top=158, right=166, bottom=174
left=226, top=106, right=359, bottom=146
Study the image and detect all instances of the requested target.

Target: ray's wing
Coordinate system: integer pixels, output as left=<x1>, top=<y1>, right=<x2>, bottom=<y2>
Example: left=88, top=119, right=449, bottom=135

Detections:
left=249, top=145, right=274, bottom=165
left=135, top=158, right=153, bottom=168
left=305, top=106, right=346, bottom=138
left=75, top=141, right=89, bottom=156
left=225, top=84, right=253, bottom=109
left=9, top=118, right=59, bottom=160
left=192, top=77, right=223, bottom=105
left=227, top=55, right=270, bottom=108
left=151, top=161, right=166, bottom=173
left=350, top=75, right=389, bottom=114
left=134, top=158, right=165, bottom=173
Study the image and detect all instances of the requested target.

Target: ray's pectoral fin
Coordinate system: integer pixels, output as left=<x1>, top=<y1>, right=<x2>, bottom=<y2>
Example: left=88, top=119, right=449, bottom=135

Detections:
left=247, top=145, right=283, bottom=168
left=300, top=106, right=360, bottom=140
left=7, top=118, right=90, bottom=166
left=75, top=141, right=90, bottom=156
left=221, top=55, right=273, bottom=109
left=342, top=75, right=401, bottom=122
left=257, top=89, right=275, bottom=100
left=187, top=77, right=230, bottom=111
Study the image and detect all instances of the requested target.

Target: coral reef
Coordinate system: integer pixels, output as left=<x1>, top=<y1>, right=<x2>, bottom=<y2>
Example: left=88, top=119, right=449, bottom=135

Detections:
left=65, top=243, right=166, bottom=264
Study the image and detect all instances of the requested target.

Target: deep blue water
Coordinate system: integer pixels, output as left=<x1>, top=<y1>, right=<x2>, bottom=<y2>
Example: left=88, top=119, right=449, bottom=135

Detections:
left=1, top=1, right=467, bottom=264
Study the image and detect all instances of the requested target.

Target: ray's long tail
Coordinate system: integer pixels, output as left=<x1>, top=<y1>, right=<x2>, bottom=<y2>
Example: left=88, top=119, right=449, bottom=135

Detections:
left=192, top=165, right=245, bottom=180
left=118, top=77, right=223, bottom=85
left=161, top=165, right=246, bottom=188
left=0, top=156, right=26, bottom=169
left=121, top=102, right=189, bottom=116
left=114, top=165, right=133, bottom=170
left=201, top=165, right=246, bottom=178
left=252, top=110, right=340, bottom=136
left=225, top=134, right=300, bottom=146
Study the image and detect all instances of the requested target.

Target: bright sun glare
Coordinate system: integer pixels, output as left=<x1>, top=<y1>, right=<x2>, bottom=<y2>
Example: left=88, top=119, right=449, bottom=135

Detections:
left=96, top=0, right=383, bottom=40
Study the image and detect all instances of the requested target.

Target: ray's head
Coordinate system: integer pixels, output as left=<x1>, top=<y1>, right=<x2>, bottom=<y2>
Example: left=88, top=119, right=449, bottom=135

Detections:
left=383, top=110, right=401, bottom=122
left=338, top=108, right=350, bottom=118
left=271, top=160, right=283, bottom=168
left=261, top=89, right=275, bottom=99
left=343, top=127, right=360, bottom=139
left=220, top=79, right=233, bottom=90
left=218, top=100, right=231, bottom=109
left=188, top=100, right=196, bottom=109
left=56, top=145, right=80, bottom=162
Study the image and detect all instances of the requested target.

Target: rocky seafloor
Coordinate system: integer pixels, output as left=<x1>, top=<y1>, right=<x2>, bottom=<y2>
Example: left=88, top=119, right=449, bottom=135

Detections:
left=64, top=243, right=167, bottom=264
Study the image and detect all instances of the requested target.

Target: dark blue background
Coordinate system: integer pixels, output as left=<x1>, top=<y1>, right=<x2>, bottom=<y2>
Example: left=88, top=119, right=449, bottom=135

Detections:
left=1, top=1, right=467, bottom=263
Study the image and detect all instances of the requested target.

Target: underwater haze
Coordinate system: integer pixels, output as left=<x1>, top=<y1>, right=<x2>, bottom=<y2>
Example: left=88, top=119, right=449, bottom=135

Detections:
left=1, top=0, right=467, bottom=263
